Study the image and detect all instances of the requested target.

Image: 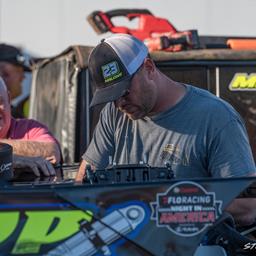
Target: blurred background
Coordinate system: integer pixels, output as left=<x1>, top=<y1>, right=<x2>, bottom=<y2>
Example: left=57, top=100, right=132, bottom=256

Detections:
left=0, top=0, right=256, bottom=57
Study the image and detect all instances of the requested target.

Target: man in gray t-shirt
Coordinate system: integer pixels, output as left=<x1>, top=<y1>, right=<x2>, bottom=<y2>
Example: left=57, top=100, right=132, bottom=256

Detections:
left=82, top=85, right=255, bottom=179
left=76, top=34, right=256, bottom=226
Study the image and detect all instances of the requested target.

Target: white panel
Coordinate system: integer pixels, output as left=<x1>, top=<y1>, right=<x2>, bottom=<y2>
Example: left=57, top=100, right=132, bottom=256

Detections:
left=0, top=0, right=255, bottom=57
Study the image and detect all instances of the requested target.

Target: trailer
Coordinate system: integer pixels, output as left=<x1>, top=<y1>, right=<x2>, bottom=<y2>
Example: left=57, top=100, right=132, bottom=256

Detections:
left=30, top=47, right=256, bottom=163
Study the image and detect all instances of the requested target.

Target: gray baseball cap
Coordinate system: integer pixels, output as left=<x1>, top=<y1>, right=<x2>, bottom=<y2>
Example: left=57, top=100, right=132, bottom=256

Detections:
left=88, top=34, right=148, bottom=107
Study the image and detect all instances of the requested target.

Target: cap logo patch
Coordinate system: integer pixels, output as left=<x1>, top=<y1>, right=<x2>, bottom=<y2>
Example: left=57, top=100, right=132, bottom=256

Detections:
left=16, top=54, right=25, bottom=64
left=101, top=61, right=123, bottom=83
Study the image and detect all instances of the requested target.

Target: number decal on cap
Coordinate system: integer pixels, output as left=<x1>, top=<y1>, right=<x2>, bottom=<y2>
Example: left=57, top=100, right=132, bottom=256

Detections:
left=102, top=61, right=123, bottom=83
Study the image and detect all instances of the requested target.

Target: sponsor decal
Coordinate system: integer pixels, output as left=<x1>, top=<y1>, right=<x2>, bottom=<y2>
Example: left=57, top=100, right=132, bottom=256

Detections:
left=229, top=73, right=256, bottom=91
left=0, top=201, right=147, bottom=255
left=1, top=210, right=93, bottom=254
left=0, top=162, right=12, bottom=173
left=47, top=202, right=147, bottom=256
left=101, top=61, right=123, bottom=83
left=150, top=181, right=222, bottom=237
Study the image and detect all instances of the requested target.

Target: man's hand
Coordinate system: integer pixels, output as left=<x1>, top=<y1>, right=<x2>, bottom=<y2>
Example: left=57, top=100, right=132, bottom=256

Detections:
left=46, top=155, right=58, bottom=165
left=226, top=198, right=256, bottom=226
left=13, top=155, right=56, bottom=176
left=76, top=160, right=86, bottom=182
left=76, top=160, right=95, bottom=182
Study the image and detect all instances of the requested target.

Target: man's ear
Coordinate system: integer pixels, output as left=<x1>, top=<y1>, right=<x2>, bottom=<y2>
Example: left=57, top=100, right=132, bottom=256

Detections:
left=144, top=58, right=155, bottom=78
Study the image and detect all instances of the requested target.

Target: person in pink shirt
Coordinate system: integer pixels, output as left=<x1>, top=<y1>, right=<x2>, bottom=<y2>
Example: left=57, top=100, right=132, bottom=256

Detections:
left=0, top=76, right=61, bottom=176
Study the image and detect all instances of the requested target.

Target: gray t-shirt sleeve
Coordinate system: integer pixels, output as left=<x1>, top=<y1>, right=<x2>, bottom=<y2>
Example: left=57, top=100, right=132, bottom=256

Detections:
left=208, top=119, right=256, bottom=177
left=82, top=103, right=115, bottom=168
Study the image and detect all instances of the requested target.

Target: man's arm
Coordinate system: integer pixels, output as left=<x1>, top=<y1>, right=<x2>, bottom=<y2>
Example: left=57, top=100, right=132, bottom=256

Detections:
left=0, top=139, right=61, bottom=164
left=206, top=115, right=256, bottom=225
left=225, top=173, right=256, bottom=226
left=226, top=198, right=256, bottom=226
left=76, top=159, right=95, bottom=182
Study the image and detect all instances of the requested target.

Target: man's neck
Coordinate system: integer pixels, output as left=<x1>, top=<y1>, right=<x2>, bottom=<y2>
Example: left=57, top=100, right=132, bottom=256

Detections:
left=151, top=76, right=187, bottom=115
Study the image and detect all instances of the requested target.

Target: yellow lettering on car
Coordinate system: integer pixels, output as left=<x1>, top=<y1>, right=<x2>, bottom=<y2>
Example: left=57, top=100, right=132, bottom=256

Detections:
left=229, top=73, right=256, bottom=91
left=6, top=210, right=93, bottom=255
left=0, top=212, right=20, bottom=243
